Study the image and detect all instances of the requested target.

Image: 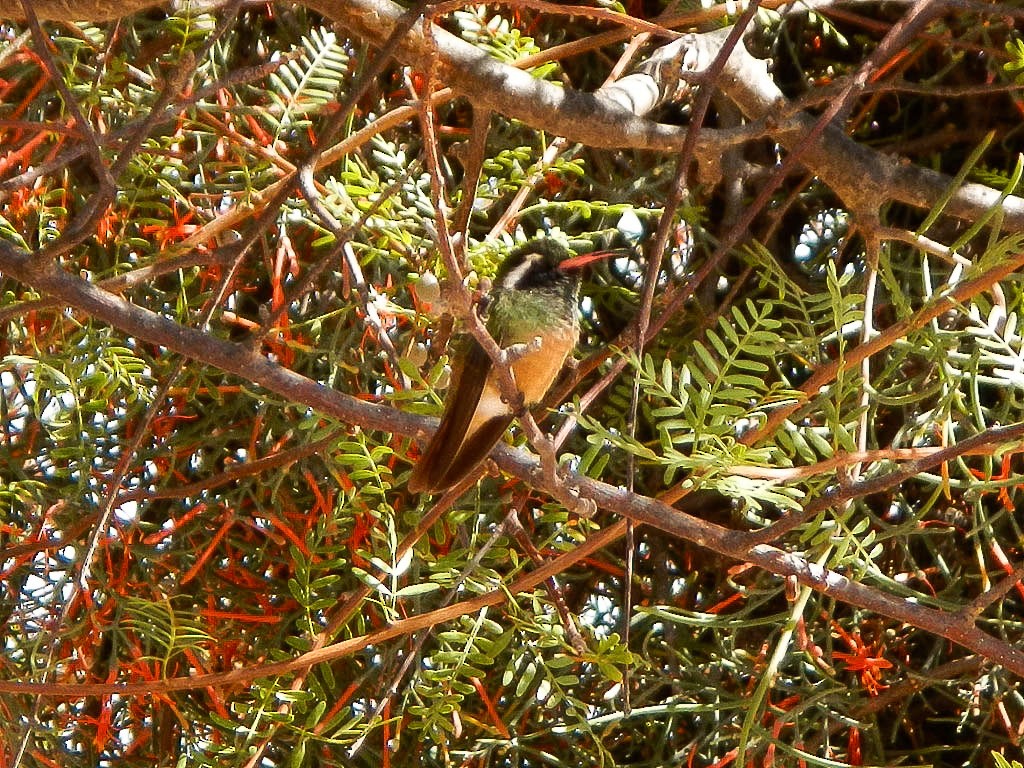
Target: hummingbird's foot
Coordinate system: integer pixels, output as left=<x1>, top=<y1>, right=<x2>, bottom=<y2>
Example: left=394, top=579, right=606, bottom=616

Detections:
left=527, top=460, right=597, bottom=518
left=526, top=433, right=598, bottom=518
left=557, top=480, right=597, bottom=518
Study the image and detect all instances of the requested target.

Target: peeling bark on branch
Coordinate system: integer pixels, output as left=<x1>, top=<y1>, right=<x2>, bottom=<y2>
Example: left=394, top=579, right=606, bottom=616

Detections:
left=4, top=0, right=1023, bottom=227
left=5, top=0, right=1024, bottom=739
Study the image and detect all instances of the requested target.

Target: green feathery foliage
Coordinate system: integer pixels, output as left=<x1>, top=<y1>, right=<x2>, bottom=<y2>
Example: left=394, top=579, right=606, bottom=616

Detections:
left=3, top=2, right=1024, bottom=767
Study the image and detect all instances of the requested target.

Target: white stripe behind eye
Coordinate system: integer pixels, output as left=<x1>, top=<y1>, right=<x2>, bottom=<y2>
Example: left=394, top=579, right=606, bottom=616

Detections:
left=498, top=253, right=541, bottom=290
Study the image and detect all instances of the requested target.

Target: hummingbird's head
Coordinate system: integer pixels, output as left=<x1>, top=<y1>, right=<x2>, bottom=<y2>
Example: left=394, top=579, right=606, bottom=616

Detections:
left=495, top=239, right=608, bottom=293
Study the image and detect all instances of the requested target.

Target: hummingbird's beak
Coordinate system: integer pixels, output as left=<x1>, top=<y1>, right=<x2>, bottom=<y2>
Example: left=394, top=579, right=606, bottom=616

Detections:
left=557, top=248, right=620, bottom=271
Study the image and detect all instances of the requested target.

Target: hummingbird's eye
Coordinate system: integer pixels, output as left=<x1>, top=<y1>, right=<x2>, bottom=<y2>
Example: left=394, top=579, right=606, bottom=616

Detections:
left=497, top=254, right=541, bottom=290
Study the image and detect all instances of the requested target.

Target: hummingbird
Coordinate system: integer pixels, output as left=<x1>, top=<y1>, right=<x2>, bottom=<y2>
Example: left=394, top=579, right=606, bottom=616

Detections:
left=408, top=239, right=606, bottom=495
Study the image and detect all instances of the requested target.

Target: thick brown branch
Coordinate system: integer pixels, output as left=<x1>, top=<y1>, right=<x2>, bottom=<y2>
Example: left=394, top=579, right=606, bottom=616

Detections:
left=2, top=240, right=1023, bottom=687
left=0, top=242, right=410, bottom=439
left=5, top=0, right=1023, bottom=230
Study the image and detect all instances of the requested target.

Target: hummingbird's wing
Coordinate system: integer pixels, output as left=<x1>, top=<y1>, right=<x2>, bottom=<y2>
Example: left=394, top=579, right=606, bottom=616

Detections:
left=407, top=337, right=513, bottom=494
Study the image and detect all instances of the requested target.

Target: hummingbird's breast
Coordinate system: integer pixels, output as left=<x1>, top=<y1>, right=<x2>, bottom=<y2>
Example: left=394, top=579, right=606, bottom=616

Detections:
left=509, top=324, right=577, bottom=402
left=466, top=288, right=579, bottom=434
left=466, top=326, right=577, bottom=435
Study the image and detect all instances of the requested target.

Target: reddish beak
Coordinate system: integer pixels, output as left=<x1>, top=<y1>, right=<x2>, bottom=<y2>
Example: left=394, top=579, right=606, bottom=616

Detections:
left=558, top=248, right=621, bottom=271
